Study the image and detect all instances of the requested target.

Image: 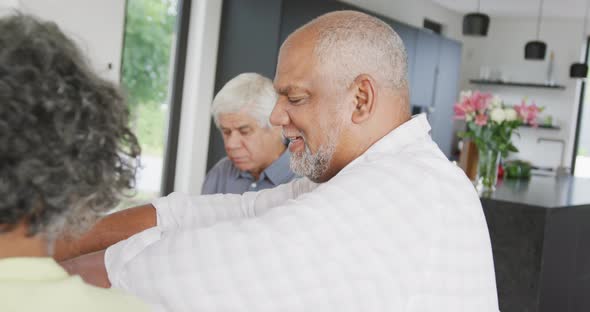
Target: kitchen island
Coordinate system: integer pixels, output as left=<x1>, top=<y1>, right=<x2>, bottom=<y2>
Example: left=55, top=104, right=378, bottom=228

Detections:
left=480, top=175, right=590, bottom=312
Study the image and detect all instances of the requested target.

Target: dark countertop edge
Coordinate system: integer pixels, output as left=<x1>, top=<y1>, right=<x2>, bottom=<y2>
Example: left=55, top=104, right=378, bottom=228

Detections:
left=480, top=197, right=590, bottom=210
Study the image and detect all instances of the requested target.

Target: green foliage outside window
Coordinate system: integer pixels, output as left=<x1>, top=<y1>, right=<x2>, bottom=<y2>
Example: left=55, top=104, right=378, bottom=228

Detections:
left=121, top=0, right=177, bottom=155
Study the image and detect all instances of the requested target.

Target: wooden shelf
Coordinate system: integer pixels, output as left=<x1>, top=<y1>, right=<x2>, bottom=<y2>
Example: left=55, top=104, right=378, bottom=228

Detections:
left=469, top=79, right=566, bottom=90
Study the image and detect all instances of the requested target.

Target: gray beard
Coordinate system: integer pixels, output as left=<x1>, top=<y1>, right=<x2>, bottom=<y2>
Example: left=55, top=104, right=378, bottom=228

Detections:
left=289, top=127, right=340, bottom=182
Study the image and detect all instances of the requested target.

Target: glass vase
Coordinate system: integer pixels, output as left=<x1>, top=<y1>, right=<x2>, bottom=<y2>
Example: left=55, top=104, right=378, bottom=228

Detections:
left=476, top=146, right=501, bottom=194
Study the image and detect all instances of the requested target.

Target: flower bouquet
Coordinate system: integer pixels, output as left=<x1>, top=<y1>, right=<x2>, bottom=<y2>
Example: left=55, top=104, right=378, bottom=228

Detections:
left=454, top=91, right=542, bottom=192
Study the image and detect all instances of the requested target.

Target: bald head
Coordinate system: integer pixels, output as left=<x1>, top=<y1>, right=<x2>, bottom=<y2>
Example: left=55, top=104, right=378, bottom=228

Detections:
left=271, top=10, right=412, bottom=182
left=289, top=11, right=408, bottom=92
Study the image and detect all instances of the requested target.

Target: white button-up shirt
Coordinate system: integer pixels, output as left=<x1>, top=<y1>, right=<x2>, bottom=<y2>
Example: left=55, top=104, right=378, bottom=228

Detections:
left=105, top=114, right=499, bottom=312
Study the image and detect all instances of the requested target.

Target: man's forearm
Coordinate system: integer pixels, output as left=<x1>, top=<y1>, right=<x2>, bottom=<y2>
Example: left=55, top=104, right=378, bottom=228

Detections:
left=54, top=204, right=157, bottom=261
left=60, top=250, right=111, bottom=288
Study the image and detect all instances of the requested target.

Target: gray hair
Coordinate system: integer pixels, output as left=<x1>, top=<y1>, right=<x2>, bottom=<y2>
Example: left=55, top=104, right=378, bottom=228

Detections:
left=211, top=73, right=278, bottom=128
left=0, top=14, right=140, bottom=241
left=303, top=11, right=408, bottom=90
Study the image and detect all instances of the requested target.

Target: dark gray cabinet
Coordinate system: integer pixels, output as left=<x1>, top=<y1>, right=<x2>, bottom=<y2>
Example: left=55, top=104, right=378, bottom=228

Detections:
left=385, top=27, right=462, bottom=158
left=384, top=22, right=462, bottom=158
left=389, top=21, right=417, bottom=103
left=206, top=0, right=284, bottom=170
left=412, top=30, right=440, bottom=109
left=279, top=0, right=346, bottom=43
left=430, top=39, right=462, bottom=158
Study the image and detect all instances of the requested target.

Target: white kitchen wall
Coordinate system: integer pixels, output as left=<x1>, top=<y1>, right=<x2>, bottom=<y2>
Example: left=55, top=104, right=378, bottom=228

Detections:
left=14, top=0, right=126, bottom=83
left=341, top=0, right=463, bottom=40
left=460, top=16, right=586, bottom=169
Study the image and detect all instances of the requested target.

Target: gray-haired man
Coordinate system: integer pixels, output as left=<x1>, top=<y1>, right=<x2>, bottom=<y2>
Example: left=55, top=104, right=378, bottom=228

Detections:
left=202, top=73, right=296, bottom=195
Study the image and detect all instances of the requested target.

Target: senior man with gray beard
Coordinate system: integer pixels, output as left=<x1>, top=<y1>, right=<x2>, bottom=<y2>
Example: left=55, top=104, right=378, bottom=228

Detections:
left=57, top=10, right=499, bottom=312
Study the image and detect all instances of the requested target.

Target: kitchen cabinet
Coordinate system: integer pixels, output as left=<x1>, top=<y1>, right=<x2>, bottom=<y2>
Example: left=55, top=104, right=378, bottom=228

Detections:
left=412, top=30, right=440, bottom=109
left=430, top=39, right=462, bottom=158
left=389, top=21, right=417, bottom=98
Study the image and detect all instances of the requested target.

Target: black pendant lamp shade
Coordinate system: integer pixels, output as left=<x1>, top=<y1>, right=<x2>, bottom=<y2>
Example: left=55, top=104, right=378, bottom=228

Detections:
left=570, top=63, right=589, bottom=78
left=463, top=13, right=490, bottom=36
left=525, top=40, right=547, bottom=60
left=525, top=0, right=547, bottom=60
left=463, top=0, right=490, bottom=36
left=570, top=0, right=590, bottom=78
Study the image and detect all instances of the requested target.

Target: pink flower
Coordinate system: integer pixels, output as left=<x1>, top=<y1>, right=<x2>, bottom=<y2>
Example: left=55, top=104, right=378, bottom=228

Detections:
left=453, top=105, right=465, bottom=119
left=472, top=91, right=492, bottom=113
left=514, top=100, right=542, bottom=126
left=453, top=91, right=492, bottom=120
left=453, top=102, right=469, bottom=119
left=526, top=103, right=541, bottom=126
left=475, top=113, right=488, bottom=126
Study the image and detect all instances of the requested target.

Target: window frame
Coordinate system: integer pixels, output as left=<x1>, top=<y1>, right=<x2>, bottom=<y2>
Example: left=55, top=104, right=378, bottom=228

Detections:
left=571, top=35, right=590, bottom=173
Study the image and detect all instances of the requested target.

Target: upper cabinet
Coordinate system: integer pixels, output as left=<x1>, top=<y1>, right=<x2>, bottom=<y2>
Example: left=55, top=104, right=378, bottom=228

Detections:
left=430, top=39, right=462, bottom=158
left=389, top=21, right=417, bottom=104
left=412, top=31, right=441, bottom=108
left=279, top=0, right=346, bottom=44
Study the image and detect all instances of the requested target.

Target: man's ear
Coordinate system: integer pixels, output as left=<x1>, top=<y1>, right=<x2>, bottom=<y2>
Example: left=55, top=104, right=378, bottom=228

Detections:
left=351, top=74, right=376, bottom=124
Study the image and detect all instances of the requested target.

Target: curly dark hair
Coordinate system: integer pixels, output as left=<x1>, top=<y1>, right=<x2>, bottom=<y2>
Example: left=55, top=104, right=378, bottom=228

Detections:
left=0, top=14, right=141, bottom=239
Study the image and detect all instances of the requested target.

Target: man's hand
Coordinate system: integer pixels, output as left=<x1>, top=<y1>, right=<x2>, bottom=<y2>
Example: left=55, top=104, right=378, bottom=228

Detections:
left=54, top=204, right=157, bottom=261
left=60, top=250, right=111, bottom=288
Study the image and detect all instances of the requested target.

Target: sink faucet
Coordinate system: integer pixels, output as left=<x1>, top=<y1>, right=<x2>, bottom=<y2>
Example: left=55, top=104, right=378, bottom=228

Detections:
left=537, top=137, right=569, bottom=175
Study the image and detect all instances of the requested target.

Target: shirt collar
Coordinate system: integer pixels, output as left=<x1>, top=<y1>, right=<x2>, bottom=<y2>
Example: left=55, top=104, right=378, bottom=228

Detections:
left=344, top=113, right=432, bottom=169
left=0, top=257, right=68, bottom=281
left=263, top=149, right=293, bottom=185
left=237, top=149, right=293, bottom=185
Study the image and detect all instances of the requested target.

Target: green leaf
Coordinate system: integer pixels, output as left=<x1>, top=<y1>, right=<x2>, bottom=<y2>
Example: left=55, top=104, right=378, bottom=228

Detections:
left=122, top=0, right=178, bottom=108
left=508, top=144, right=519, bottom=152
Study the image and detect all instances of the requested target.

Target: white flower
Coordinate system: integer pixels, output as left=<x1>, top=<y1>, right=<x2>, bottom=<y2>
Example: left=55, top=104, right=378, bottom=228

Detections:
left=490, top=107, right=506, bottom=123
left=460, top=90, right=472, bottom=100
left=504, top=108, right=517, bottom=121
left=490, top=96, right=503, bottom=109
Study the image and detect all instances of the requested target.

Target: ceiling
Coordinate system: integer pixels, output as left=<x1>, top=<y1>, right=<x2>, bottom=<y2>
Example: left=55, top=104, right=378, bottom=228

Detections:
left=432, top=0, right=589, bottom=19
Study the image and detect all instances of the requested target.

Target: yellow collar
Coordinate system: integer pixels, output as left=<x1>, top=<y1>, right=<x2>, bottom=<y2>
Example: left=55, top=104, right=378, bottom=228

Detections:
left=0, top=257, right=68, bottom=281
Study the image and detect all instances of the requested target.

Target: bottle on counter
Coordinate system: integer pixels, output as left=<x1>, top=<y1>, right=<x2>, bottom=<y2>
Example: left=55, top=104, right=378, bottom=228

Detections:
left=546, top=51, right=556, bottom=85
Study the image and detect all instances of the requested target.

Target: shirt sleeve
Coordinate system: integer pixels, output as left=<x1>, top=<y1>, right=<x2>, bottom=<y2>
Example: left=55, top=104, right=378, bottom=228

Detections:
left=155, top=177, right=316, bottom=231
left=105, top=177, right=320, bottom=309
left=106, top=179, right=396, bottom=311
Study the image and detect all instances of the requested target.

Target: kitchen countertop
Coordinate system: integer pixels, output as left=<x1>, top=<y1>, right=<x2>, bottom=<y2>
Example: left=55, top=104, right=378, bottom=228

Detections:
left=478, top=174, right=590, bottom=312
left=480, top=175, right=590, bottom=208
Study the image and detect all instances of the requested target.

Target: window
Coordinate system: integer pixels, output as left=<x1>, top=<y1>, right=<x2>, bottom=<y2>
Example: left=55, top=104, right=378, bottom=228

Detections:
left=572, top=36, right=590, bottom=177
left=119, top=0, right=188, bottom=207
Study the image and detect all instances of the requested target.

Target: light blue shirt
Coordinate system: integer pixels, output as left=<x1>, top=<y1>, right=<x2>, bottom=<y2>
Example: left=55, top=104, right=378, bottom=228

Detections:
left=201, top=150, right=296, bottom=195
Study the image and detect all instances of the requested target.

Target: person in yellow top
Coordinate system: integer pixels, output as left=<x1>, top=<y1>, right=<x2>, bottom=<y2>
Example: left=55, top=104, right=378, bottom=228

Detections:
left=0, top=13, right=148, bottom=311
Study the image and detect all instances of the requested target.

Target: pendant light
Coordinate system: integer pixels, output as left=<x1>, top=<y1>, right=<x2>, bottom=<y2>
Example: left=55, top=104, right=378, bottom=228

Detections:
left=570, top=0, right=589, bottom=78
left=463, top=0, right=490, bottom=36
left=525, top=0, right=547, bottom=60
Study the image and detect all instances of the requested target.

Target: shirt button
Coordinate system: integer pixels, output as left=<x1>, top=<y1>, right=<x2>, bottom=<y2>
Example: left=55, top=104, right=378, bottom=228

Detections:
left=250, top=182, right=257, bottom=189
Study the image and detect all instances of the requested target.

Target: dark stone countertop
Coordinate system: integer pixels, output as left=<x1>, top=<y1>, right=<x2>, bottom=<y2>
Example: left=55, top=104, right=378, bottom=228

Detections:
left=480, top=175, right=590, bottom=208
left=478, top=174, right=590, bottom=312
